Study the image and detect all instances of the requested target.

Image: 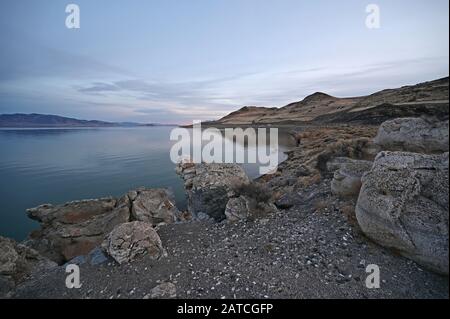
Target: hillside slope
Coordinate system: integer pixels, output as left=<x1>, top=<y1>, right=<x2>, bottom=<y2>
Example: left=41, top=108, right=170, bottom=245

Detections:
left=208, top=77, right=449, bottom=126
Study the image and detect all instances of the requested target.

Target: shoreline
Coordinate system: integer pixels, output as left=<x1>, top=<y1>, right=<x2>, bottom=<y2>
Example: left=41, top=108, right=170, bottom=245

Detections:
left=2, top=119, right=449, bottom=299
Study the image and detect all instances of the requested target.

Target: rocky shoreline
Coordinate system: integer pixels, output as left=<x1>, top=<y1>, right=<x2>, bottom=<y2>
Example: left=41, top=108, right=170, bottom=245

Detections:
left=1, top=116, right=449, bottom=299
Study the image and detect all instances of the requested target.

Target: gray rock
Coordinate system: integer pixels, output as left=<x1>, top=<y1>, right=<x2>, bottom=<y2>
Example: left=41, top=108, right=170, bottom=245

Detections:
left=275, top=193, right=299, bottom=209
left=24, top=187, right=181, bottom=264
left=145, top=282, right=177, bottom=299
left=130, top=188, right=179, bottom=225
left=225, top=195, right=277, bottom=222
left=374, top=118, right=449, bottom=154
left=225, top=196, right=250, bottom=222
left=0, top=275, right=14, bottom=298
left=176, top=162, right=250, bottom=221
left=102, top=221, right=164, bottom=264
left=25, top=197, right=130, bottom=264
left=0, top=236, right=57, bottom=291
left=356, top=151, right=449, bottom=274
left=331, top=160, right=373, bottom=197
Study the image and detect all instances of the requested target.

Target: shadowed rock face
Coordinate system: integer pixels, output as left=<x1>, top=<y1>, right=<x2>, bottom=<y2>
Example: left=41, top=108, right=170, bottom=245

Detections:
left=24, top=188, right=179, bottom=264
left=374, top=118, right=449, bottom=154
left=176, top=162, right=250, bottom=221
left=331, top=159, right=373, bottom=197
left=356, top=151, right=449, bottom=275
left=0, top=236, right=57, bottom=295
left=25, top=197, right=131, bottom=264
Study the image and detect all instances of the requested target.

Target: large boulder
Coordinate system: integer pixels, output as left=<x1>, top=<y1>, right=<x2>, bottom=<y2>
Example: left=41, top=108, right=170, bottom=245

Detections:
left=331, top=160, right=373, bottom=197
left=102, top=221, right=164, bottom=264
left=225, top=197, right=250, bottom=222
left=25, top=197, right=131, bottom=264
left=355, top=151, right=449, bottom=274
left=374, top=118, right=449, bottom=154
left=0, top=236, right=57, bottom=295
left=176, top=162, right=250, bottom=221
left=129, top=188, right=180, bottom=225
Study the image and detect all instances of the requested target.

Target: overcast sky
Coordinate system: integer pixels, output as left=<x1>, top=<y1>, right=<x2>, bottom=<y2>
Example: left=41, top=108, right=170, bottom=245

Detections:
left=0, top=0, right=448, bottom=124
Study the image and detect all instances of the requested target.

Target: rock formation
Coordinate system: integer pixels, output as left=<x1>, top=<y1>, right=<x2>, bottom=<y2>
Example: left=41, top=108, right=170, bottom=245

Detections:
left=25, top=197, right=130, bottom=264
left=102, top=221, right=165, bottom=264
left=176, top=162, right=250, bottom=221
left=129, top=188, right=180, bottom=225
left=24, top=187, right=179, bottom=264
left=0, top=236, right=56, bottom=295
left=355, top=151, right=449, bottom=274
left=331, top=159, right=373, bottom=197
left=225, top=195, right=277, bottom=222
left=374, top=117, right=449, bottom=154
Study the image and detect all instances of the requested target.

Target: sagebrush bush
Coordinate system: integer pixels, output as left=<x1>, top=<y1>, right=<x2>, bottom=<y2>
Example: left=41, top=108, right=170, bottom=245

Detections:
left=233, top=181, right=273, bottom=203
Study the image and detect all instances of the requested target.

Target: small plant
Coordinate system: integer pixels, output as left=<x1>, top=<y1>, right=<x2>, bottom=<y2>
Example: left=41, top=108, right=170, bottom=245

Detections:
left=233, top=181, right=272, bottom=204
left=232, top=181, right=275, bottom=221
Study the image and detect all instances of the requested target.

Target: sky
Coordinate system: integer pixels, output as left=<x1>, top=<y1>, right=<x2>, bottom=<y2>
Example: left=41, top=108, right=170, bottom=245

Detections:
left=0, top=0, right=448, bottom=124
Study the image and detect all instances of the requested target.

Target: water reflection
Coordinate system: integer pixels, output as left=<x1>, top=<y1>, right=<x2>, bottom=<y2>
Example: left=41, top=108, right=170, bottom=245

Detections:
left=0, top=127, right=295, bottom=240
left=0, top=127, right=103, bottom=137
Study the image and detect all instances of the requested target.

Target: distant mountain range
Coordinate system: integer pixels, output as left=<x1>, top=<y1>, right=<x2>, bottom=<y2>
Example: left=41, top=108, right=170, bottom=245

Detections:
left=0, top=113, right=176, bottom=128
left=3, top=77, right=449, bottom=128
left=204, top=77, right=449, bottom=126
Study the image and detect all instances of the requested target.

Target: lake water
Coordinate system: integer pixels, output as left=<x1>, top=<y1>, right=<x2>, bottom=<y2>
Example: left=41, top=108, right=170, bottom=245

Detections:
left=0, top=127, right=295, bottom=240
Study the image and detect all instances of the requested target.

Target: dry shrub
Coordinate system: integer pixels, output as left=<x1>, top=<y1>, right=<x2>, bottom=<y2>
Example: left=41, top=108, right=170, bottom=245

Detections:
left=272, top=190, right=283, bottom=201
left=288, top=126, right=378, bottom=178
left=297, top=173, right=321, bottom=188
left=233, top=181, right=275, bottom=221
left=258, top=171, right=280, bottom=183
left=316, top=138, right=373, bottom=174
left=233, top=181, right=273, bottom=204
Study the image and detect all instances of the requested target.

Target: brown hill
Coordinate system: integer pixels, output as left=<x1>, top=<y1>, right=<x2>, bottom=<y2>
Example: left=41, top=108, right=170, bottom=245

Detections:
left=207, top=77, right=449, bottom=126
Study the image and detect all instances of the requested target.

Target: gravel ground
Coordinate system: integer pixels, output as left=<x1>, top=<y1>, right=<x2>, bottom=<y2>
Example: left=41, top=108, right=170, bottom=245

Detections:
left=12, top=178, right=448, bottom=299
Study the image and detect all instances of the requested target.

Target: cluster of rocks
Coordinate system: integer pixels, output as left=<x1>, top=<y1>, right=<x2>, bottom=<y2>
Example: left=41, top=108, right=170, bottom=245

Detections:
left=327, top=117, right=449, bottom=275
left=2, top=160, right=276, bottom=296
left=176, top=161, right=277, bottom=223
left=0, top=236, right=56, bottom=296
left=24, top=187, right=180, bottom=265
left=1, top=187, right=184, bottom=294
left=1, top=116, right=448, bottom=298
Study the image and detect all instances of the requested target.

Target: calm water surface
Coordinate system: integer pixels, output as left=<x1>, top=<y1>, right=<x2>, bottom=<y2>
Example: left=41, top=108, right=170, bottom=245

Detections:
left=0, top=127, right=294, bottom=240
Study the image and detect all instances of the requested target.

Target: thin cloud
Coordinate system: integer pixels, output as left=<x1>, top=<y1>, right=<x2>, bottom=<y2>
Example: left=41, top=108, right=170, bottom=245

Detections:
left=72, top=55, right=449, bottom=124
